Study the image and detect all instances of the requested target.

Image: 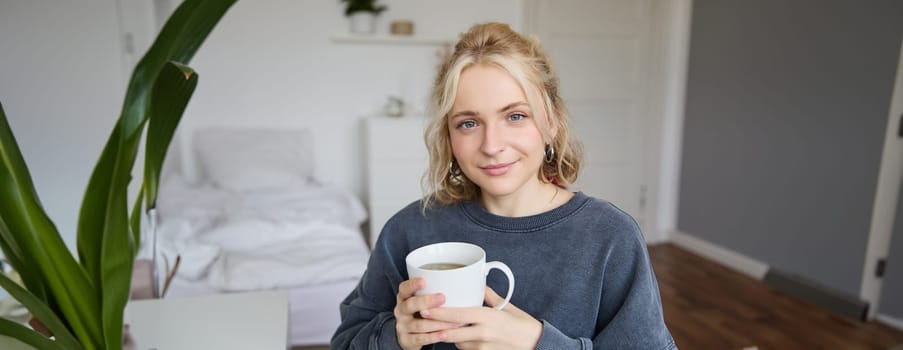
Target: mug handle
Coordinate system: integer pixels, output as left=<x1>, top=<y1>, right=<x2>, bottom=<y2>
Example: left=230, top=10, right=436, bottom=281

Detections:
left=484, top=261, right=515, bottom=310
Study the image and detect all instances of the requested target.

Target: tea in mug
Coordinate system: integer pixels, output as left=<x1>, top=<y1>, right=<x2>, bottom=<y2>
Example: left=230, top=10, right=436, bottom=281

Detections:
left=419, top=262, right=466, bottom=271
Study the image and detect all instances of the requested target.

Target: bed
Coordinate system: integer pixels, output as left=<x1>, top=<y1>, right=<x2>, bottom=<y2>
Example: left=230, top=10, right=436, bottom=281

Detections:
left=153, top=127, right=370, bottom=346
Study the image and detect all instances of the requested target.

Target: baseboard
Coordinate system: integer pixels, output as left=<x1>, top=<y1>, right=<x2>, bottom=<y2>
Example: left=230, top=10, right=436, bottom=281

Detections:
left=668, top=231, right=876, bottom=321
left=645, top=229, right=671, bottom=244
left=669, top=230, right=769, bottom=279
left=764, top=268, right=869, bottom=321
left=878, top=314, right=903, bottom=331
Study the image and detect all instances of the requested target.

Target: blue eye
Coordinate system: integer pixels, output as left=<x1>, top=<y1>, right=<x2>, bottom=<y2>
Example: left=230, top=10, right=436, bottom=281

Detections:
left=457, top=120, right=477, bottom=129
left=508, top=113, right=527, bottom=121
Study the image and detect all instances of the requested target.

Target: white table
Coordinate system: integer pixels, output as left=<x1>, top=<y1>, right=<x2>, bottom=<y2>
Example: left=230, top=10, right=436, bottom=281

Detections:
left=125, top=290, right=289, bottom=349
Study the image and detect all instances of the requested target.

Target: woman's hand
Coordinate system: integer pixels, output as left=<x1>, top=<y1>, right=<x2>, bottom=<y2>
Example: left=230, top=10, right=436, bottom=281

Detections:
left=394, top=278, right=462, bottom=350
left=421, top=287, right=543, bottom=350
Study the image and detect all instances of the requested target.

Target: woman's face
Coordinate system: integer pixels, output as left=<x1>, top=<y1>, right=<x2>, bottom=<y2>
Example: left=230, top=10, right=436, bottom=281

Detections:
left=448, top=64, right=547, bottom=200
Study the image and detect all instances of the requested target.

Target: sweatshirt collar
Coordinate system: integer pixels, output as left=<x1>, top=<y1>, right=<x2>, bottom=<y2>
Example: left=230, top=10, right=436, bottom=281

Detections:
left=459, top=191, right=590, bottom=233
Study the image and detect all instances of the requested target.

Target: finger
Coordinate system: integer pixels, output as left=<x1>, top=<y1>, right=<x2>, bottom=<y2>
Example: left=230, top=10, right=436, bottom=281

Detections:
left=443, top=324, right=492, bottom=344
left=399, top=293, right=446, bottom=317
left=403, top=318, right=462, bottom=334
left=402, top=330, right=449, bottom=348
left=484, top=287, right=524, bottom=314
left=397, top=278, right=425, bottom=303
left=453, top=341, right=481, bottom=350
left=484, top=287, right=504, bottom=308
left=420, top=306, right=486, bottom=324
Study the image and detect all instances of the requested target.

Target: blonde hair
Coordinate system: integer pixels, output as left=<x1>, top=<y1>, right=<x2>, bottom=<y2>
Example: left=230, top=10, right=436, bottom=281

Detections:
left=422, top=22, right=582, bottom=208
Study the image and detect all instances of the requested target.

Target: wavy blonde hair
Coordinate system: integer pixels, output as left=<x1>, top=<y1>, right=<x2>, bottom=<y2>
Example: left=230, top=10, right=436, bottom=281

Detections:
left=422, top=22, right=582, bottom=208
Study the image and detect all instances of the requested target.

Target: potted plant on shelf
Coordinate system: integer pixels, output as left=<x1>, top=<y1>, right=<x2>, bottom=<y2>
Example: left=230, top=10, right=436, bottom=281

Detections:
left=342, top=0, right=387, bottom=35
left=0, top=0, right=237, bottom=349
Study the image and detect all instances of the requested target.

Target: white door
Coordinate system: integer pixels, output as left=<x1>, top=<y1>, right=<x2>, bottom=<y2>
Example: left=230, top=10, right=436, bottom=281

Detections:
left=525, top=0, right=659, bottom=230
left=861, top=36, right=903, bottom=320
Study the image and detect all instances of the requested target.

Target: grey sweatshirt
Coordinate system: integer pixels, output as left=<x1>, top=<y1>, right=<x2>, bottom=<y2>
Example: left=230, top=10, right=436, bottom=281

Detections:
left=331, top=192, right=677, bottom=349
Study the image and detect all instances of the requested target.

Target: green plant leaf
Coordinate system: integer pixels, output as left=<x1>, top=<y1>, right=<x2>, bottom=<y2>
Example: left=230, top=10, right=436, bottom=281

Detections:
left=0, top=318, right=65, bottom=350
left=0, top=213, right=44, bottom=304
left=145, top=61, right=197, bottom=210
left=71, top=2, right=237, bottom=348
left=78, top=0, right=236, bottom=295
left=129, top=188, right=144, bottom=257
left=98, top=159, right=133, bottom=350
left=100, top=61, right=197, bottom=349
left=0, top=273, right=81, bottom=349
left=1, top=0, right=236, bottom=348
left=342, top=0, right=387, bottom=16
left=0, top=103, right=103, bottom=348
left=0, top=105, right=47, bottom=305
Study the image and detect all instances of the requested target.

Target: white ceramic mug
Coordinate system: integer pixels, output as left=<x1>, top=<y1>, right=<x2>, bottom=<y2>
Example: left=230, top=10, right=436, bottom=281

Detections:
left=405, top=242, right=514, bottom=309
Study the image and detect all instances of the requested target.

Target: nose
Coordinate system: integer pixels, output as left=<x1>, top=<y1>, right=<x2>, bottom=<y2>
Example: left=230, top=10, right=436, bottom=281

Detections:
left=479, top=122, right=506, bottom=156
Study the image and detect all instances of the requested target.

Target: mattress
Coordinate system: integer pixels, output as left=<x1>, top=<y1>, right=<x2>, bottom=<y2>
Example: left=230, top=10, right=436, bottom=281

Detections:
left=154, top=177, right=370, bottom=291
left=152, top=174, right=370, bottom=346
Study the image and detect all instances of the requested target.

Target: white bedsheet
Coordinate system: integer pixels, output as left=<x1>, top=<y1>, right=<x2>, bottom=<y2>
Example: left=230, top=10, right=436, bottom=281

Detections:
left=155, top=176, right=370, bottom=291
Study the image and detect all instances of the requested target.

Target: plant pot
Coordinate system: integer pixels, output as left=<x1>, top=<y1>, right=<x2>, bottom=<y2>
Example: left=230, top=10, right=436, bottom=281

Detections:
left=349, top=12, right=376, bottom=35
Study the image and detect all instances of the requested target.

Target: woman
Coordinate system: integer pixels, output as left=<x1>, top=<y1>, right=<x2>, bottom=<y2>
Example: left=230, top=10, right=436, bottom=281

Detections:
left=332, top=22, right=676, bottom=350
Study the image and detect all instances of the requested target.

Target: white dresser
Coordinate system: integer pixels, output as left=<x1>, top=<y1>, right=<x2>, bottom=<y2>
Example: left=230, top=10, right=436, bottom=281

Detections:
left=364, top=116, right=431, bottom=247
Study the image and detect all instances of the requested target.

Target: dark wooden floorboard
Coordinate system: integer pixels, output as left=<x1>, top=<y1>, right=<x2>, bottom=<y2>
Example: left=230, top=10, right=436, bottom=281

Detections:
left=295, top=243, right=903, bottom=349
left=652, top=243, right=903, bottom=350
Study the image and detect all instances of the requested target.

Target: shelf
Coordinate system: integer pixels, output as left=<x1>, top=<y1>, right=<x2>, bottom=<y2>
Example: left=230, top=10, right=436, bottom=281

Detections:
left=330, top=33, right=454, bottom=46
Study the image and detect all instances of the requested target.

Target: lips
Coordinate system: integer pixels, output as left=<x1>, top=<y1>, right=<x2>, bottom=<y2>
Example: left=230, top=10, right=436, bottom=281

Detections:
left=479, top=161, right=515, bottom=176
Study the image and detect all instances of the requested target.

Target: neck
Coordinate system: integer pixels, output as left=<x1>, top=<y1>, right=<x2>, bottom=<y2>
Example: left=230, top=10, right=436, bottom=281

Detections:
left=480, top=182, right=571, bottom=217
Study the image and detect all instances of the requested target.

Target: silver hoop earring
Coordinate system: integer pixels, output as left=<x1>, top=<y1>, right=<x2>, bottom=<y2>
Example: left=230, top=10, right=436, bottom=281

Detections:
left=544, top=144, right=555, bottom=163
left=450, top=161, right=463, bottom=177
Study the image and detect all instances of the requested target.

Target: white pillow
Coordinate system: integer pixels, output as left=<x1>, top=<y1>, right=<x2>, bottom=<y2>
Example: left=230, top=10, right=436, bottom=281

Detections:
left=192, top=127, right=314, bottom=191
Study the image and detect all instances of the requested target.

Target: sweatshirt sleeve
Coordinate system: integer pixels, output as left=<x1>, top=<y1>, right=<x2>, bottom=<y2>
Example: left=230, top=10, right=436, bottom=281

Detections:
left=331, top=230, right=408, bottom=350
left=536, top=208, right=677, bottom=350
left=330, top=278, right=403, bottom=350
left=591, top=212, right=676, bottom=349
left=535, top=320, right=592, bottom=349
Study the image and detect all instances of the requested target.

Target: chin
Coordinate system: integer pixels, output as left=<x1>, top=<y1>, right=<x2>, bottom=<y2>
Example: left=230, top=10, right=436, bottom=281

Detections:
left=472, top=178, right=522, bottom=197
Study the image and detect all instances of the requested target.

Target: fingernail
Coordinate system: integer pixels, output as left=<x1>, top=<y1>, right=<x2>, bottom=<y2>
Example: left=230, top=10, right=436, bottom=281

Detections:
left=420, top=309, right=431, bottom=317
left=435, top=293, right=445, bottom=305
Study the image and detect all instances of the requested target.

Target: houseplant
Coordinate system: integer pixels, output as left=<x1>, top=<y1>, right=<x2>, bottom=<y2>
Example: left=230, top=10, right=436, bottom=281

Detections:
left=342, top=0, right=387, bottom=34
left=0, top=0, right=237, bottom=349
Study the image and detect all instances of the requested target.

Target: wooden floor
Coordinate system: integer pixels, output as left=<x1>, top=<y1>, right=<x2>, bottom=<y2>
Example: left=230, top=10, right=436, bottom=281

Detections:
left=297, top=243, right=903, bottom=350
left=652, top=243, right=903, bottom=349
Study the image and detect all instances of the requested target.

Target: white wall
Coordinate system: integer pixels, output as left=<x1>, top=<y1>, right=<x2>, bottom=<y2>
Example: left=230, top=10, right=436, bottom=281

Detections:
left=177, top=0, right=520, bottom=201
left=0, top=0, right=128, bottom=250
left=0, top=0, right=521, bottom=250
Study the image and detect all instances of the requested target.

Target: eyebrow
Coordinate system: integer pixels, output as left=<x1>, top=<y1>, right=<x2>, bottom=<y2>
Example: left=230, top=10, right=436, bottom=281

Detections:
left=449, top=101, right=529, bottom=120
